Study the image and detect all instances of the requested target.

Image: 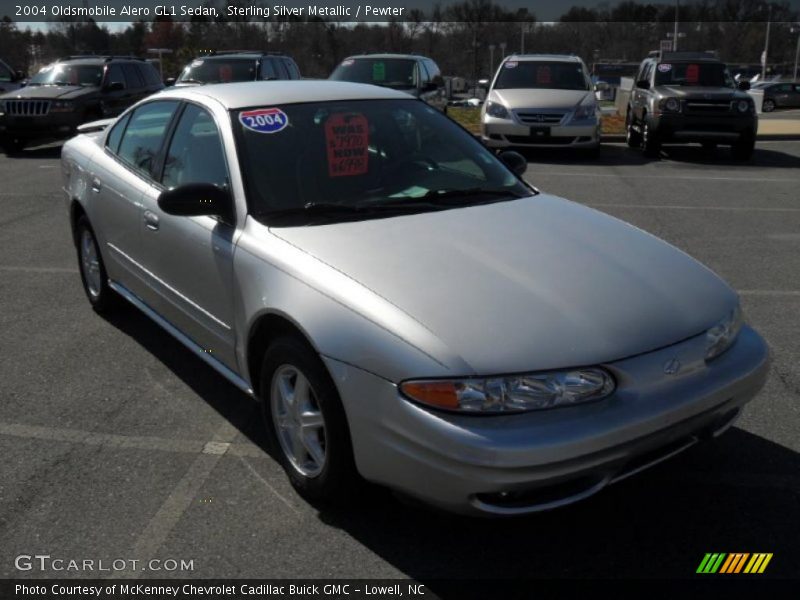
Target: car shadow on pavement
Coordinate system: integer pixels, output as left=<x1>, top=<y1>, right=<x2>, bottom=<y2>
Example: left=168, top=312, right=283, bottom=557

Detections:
left=521, top=144, right=800, bottom=169
left=1, top=145, right=62, bottom=160
left=98, top=289, right=799, bottom=587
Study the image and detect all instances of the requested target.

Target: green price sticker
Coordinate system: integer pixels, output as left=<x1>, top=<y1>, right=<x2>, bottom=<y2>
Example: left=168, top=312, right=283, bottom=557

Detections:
left=372, top=62, right=386, bottom=82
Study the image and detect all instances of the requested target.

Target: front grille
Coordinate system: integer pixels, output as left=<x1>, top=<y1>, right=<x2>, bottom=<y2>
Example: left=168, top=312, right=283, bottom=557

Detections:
left=515, top=111, right=565, bottom=124
left=4, top=100, right=51, bottom=116
left=684, top=100, right=732, bottom=115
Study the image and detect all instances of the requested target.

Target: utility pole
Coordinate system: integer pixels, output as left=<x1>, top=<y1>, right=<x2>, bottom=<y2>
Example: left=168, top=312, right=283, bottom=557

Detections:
left=762, top=4, right=772, bottom=79
left=793, top=26, right=800, bottom=81
left=488, top=44, right=495, bottom=77
left=499, top=41, right=507, bottom=61
left=673, top=0, right=679, bottom=51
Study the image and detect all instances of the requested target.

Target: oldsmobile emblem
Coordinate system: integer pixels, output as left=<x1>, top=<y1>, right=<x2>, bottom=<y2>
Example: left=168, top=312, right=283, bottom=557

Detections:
left=663, top=358, right=682, bottom=375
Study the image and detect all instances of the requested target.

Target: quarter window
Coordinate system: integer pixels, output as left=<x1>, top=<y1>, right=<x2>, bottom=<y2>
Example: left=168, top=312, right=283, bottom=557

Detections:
left=117, top=101, right=179, bottom=177
left=122, top=64, right=144, bottom=89
left=105, top=64, right=126, bottom=89
left=162, top=104, right=228, bottom=189
left=105, top=112, right=131, bottom=154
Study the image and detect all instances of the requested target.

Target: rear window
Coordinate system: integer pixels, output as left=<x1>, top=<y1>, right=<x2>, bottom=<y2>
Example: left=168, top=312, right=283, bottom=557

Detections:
left=140, top=63, right=162, bottom=87
left=178, top=58, right=257, bottom=84
left=494, top=61, right=590, bottom=91
left=330, top=58, right=416, bottom=90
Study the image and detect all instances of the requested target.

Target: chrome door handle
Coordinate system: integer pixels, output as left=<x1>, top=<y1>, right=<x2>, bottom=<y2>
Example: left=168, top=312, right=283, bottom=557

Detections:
left=143, top=210, right=159, bottom=231
left=91, top=177, right=101, bottom=193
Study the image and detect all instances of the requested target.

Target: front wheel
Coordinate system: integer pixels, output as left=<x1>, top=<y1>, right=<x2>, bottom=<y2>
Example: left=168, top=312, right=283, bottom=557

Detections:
left=75, top=216, right=118, bottom=313
left=641, top=120, right=661, bottom=157
left=731, top=135, right=755, bottom=160
left=625, top=110, right=642, bottom=148
left=260, top=336, right=360, bottom=503
left=762, top=99, right=775, bottom=113
left=0, top=136, right=26, bottom=155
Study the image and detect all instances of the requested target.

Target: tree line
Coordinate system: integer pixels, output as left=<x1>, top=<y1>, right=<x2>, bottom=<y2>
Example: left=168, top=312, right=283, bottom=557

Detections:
left=1, top=0, right=798, bottom=81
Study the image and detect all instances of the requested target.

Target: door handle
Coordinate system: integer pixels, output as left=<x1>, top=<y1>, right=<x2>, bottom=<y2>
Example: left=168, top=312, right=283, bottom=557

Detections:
left=143, top=210, right=159, bottom=231
left=91, top=177, right=101, bottom=193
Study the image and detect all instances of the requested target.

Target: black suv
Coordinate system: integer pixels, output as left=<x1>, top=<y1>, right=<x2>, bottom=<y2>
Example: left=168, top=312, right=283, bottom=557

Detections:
left=173, top=51, right=301, bottom=86
left=329, top=54, right=447, bottom=111
left=626, top=51, right=757, bottom=158
left=0, top=55, right=163, bottom=153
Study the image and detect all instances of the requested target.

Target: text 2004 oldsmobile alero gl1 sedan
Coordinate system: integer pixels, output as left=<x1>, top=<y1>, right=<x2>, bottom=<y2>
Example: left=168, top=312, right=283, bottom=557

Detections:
left=61, top=81, right=769, bottom=515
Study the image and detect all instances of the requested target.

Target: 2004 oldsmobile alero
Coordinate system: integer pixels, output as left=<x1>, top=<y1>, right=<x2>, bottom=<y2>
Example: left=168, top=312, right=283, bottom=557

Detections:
left=61, top=81, right=769, bottom=515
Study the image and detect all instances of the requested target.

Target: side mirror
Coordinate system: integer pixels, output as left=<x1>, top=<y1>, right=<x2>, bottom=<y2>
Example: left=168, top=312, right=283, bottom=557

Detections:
left=158, top=183, right=232, bottom=220
left=636, top=79, right=650, bottom=90
left=13, top=70, right=25, bottom=82
left=594, top=81, right=610, bottom=92
left=104, top=81, right=125, bottom=92
left=477, top=78, right=490, bottom=89
left=498, top=150, right=527, bottom=177
left=164, top=77, right=176, bottom=86
left=422, top=81, right=439, bottom=93
left=737, top=80, right=751, bottom=91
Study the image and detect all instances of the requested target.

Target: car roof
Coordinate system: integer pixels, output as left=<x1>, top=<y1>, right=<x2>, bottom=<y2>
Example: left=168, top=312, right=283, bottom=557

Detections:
left=346, top=54, right=427, bottom=61
left=194, top=53, right=287, bottom=61
left=506, top=54, right=583, bottom=63
left=154, top=80, right=411, bottom=109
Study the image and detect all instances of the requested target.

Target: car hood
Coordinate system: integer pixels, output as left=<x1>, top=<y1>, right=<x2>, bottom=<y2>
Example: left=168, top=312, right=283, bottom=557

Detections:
left=271, top=194, right=737, bottom=375
left=3, top=84, right=95, bottom=100
left=655, top=86, right=745, bottom=100
left=489, top=88, right=591, bottom=110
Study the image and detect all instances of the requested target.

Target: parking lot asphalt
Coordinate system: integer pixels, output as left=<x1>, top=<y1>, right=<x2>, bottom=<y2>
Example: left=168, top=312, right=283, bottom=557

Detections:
left=0, top=141, right=798, bottom=587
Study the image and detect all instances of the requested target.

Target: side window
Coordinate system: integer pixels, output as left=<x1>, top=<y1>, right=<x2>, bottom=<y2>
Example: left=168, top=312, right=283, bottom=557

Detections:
left=106, top=112, right=131, bottom=154
left=122, top=64, right=144, bottom=89
left=140, top=64, right=161, bottom=86
left=162, top=104, right=228, bottom=190
left=260, top=58, right=278, bottom=80
left=272, top=58, right=289, bottom=79
left=105, top=64, right=126, bottom=89
left=418, top=61, right=431, bottom=85
left=426, top=60, right=443, bottom=83
left=643, top=62, right=654, bottom=83
left=0, top=64, right=11, bottom=82
left=117, top=101, right=179, bottom=177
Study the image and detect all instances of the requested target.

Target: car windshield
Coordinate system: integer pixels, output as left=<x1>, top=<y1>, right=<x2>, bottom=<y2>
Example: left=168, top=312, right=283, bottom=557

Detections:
left=29, top=64, right=103, bottom=86
left=654, top=62, right=734, bottom=88
left=494, top=61, right=590, bottom=90
left=177, top=58, right=257, bottom=84
left=234, top=99, right=530, bottom=226
left=330, top=59, right=417, bottom=89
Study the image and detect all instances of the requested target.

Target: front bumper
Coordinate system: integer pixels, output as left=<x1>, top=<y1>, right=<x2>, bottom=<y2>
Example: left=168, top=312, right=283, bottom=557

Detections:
left=0, top=112, right=83, bottom=143
left=325, top=325, right=769, bottom=516
left=648, top=112, right=757, bottom=144
left=481, top=115, right=600, bottom=149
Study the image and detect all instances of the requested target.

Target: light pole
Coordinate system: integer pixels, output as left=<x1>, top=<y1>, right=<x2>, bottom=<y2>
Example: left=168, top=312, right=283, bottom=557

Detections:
left=147, top=48, right=172, bottom=80
left=520, top=23, right=531, bottom=54
left=673, top=0, right=679, bottom=51
left=762, top=4, right=772, bottom=79
left=499, top=41, right=507, bottom=60
left=488, top=44, right=495, bottom=77
left=792, top=26, right=800, bottom=81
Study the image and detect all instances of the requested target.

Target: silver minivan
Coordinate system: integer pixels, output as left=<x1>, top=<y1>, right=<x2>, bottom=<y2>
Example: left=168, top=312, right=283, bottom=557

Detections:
left=481, top=54, right=601, bottom=154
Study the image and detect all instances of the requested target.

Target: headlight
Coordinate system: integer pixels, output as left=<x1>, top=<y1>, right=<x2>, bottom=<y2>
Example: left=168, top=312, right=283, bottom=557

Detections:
left=400, top=367, right=615, bottom=414
left=485, top=101, right=510, bottom=119
left=50, top=101, right=74, bottom=112
left=705, top=305, right=744, bottom=361
left=735, top=99, right=751, bottom=113
left=659, top=97, right=681, bottom=113
left=572, top=101, right=597, bottom=121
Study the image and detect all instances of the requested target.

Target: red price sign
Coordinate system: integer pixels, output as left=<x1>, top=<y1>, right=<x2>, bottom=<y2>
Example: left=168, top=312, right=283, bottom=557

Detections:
left=686, top=64, right=699, bottom=83
left=536, top=66, right=552, bottom=85
left=325, top=113, right=369, bottom=177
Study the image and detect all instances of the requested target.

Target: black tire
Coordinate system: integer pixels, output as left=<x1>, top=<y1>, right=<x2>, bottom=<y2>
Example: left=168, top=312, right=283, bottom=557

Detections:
left=260, top=335, right=359, bottom=503
left=731, top=135, right=755, bottom=160
left=641, top=119, right=661, bottom=157
left=762, top=99, right=775, bottom=113
left=1, top=136, right=26, bottom=155
left=75, top=215, right=118, bottom=313
left=702, top=142, right=717, bottom=151
left=625, top=110, right=641, bottom=148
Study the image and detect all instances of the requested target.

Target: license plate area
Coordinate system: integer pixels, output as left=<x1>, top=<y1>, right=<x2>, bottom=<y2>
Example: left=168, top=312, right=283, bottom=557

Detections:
left=529, top=126, right=551, bottom=138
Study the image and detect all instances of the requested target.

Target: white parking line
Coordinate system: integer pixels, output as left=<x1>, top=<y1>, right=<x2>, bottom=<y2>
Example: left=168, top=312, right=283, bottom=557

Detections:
left=739, top=290, right=800, bottom=297
left=0, top=265, right=78, bottom=274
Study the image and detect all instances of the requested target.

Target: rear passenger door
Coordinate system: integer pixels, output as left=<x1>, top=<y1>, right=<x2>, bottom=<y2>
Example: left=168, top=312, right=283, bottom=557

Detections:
left=121, top=63, right=148, bottom=105
left=101, top=64, right=131, bottom=116
left=137, top=102, right=238, bottom=369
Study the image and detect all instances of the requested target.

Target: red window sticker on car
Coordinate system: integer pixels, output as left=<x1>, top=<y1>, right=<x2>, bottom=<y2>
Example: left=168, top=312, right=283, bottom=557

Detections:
left=325, top=113, right=369, bottom=177
left=537, top=66, right=552, bottom=84
left=686, top=64, right=699, bottom=83
left=219, top=65, right=233, bottom=82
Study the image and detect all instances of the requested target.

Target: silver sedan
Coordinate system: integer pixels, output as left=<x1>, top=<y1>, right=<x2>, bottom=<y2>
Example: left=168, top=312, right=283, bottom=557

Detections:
left=61, top=81, right=769, bottom=515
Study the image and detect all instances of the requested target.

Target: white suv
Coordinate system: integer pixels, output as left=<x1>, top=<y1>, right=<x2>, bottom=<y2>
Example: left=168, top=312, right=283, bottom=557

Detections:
left=481, top=54, right=601, bottom=154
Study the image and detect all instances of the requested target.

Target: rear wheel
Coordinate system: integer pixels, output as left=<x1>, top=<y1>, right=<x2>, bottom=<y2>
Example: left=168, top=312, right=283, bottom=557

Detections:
left=0, top=136, right=26, bottom=155
left=260, top=336, right=359, bottom=503
left=762, top=98, right=775, bottom=113
left=641, top=119, right=661, bottom=157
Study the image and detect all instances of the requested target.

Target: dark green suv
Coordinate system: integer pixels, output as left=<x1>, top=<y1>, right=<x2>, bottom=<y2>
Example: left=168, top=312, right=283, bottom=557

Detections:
left=0, top=55, right=163, bottom=153
left=626, top=52, right=757, bottom=159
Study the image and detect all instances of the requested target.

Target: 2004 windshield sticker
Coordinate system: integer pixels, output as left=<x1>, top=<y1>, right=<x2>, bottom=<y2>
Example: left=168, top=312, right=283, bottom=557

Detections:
left=325, top=113, right=369, bottom=177
left=239, top=108, right=289, bottom=134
